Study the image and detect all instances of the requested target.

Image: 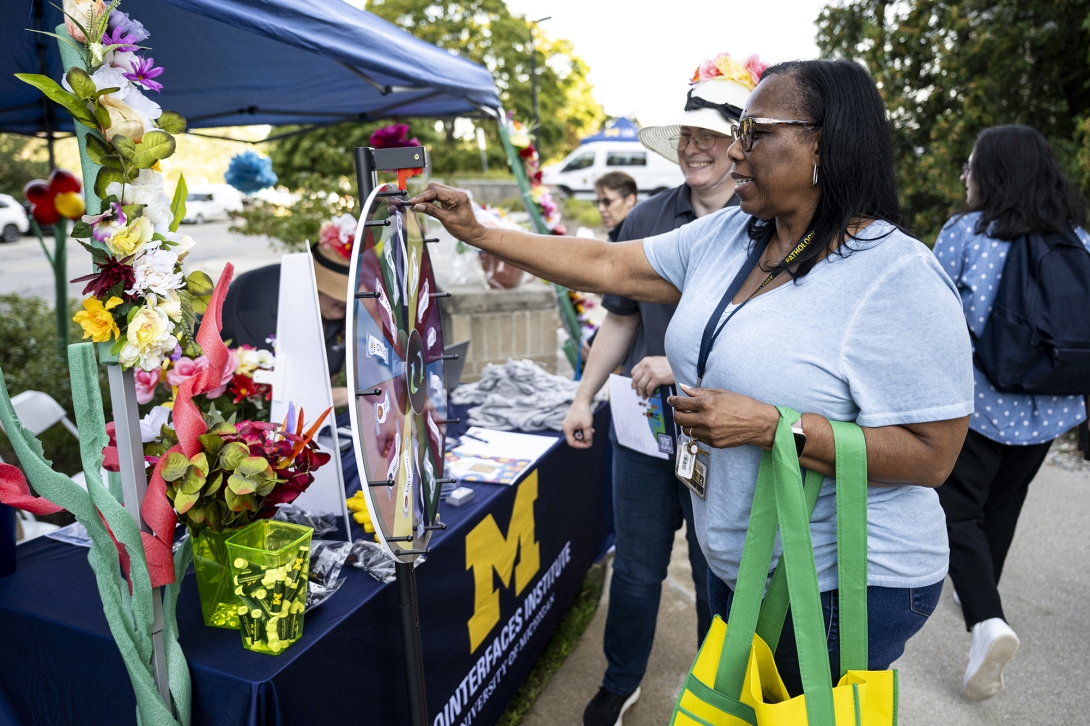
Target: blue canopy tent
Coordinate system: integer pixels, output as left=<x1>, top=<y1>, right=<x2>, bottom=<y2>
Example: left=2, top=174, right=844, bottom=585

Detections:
left=0, top=0, right=502, bottom=140
left=579, top=117, right=640, bottom=145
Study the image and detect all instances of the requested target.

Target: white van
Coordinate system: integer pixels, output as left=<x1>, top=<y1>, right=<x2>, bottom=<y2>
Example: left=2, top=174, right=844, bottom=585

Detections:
left=183, top=184, right=244, bottom=224
left=541, top=141, right=684, bottom=200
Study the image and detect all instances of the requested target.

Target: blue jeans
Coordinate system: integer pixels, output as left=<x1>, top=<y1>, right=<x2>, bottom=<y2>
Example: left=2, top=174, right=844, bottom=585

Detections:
left=602, top=433, right=712, bottom=696
left=708, top=573, right=943, bottom=697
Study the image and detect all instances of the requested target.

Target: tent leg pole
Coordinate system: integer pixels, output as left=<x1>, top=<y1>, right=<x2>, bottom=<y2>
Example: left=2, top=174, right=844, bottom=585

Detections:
left=396, top=559, right=429, bottom=726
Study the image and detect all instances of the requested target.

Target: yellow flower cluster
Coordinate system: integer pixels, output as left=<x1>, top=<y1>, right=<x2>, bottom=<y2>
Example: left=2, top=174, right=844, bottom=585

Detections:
left=346, top=490, right=379, bottom=541
left=74, top=296, right=122, bottom=343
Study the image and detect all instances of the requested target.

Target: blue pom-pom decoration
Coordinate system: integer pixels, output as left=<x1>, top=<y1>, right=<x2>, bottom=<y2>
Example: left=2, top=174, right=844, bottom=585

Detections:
left=225, top=151, right=278, bottom=193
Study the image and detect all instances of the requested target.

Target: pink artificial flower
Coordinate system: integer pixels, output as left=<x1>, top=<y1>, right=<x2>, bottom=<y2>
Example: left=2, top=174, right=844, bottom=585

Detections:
left=205, top=348, right=240, bottom=399
left=134, top=367, right=161, bottom=404
left=692, top=58, right=722, bottom=83
left=165, top=356, right=203, bottom=388
left=745, top=54, right=768, bottom=86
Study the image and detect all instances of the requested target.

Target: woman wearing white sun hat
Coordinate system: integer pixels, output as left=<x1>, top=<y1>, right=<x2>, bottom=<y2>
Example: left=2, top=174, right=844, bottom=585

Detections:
left=561, top=52, right=763, bottom=726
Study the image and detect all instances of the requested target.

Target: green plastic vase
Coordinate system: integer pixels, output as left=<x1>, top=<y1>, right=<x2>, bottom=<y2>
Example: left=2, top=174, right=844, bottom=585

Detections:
left=192, top=527, right=244, bottom=629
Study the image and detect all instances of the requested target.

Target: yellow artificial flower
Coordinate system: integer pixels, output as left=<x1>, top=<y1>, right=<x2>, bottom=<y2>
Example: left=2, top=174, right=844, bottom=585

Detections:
left=73, top=296, right=122, bottom=343
left=54, top=191, right=86, bottom=220
left=106, top=216, right=153, bottom=258
left=119, top=297, right=178, bottom=371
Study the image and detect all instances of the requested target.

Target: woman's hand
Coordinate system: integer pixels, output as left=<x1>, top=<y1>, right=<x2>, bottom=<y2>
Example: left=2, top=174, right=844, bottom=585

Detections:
left=668, top=383, right=779, bottom=450
left=409, top=183, right=487, bottom=245
left=631, top=356, right=675, bottom=399
left=562, top=399, right=595, bottom=449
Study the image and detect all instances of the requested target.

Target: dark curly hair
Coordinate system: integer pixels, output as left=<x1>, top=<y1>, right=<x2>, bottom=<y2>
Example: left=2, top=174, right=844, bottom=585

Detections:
left=747, top=59, right=904, bottom=279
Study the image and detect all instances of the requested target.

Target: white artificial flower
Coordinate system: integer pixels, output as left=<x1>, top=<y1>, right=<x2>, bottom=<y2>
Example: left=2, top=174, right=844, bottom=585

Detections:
left=139, top=406, right=172, bottom=443
left=127, top=247, right=183, bottom=298
left=121, top=86, right=163, bottom=134
left=91, top=64, right=132, bottom=95
left=331, top=213, right=356, bottom=244
left=157, top=291, right=183, bottom=322
left=254, top=349, right=275, bottom=369
left=109, top=51, right=138, bottom=72
left=162, top=230, right=195, bottom=259
left=119, top=298, right=178, bottom=371
left=106, top=169, right=172, bottom=232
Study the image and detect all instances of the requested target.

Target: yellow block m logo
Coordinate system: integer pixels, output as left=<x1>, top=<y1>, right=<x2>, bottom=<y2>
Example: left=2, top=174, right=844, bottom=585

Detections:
left=465, top=472, right=540, bottom=652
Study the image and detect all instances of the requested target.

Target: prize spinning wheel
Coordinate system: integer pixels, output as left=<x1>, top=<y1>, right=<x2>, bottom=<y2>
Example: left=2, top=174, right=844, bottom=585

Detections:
left=346, top=182, right=448, bottom=560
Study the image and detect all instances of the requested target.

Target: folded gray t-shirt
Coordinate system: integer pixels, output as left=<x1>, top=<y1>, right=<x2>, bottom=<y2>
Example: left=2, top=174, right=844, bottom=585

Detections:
left=644, top=208, right=974, bottom=590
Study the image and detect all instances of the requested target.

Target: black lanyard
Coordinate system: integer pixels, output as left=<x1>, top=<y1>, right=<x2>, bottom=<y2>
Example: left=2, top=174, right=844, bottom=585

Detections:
left=695, top=227, right=817, bottom=385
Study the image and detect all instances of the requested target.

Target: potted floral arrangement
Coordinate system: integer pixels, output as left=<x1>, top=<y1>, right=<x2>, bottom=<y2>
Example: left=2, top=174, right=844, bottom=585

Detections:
left=144, top=406, right=332, bottom=628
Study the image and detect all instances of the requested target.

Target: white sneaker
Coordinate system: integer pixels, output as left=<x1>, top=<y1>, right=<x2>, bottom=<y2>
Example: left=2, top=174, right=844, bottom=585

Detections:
left=964, top=618, right=1019, bottom=701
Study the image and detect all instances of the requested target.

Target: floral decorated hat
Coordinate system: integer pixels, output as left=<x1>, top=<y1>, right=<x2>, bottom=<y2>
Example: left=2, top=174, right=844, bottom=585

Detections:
left=312, top=213, right=354, bottom=303
left=639, top=52, right=767, bottom=164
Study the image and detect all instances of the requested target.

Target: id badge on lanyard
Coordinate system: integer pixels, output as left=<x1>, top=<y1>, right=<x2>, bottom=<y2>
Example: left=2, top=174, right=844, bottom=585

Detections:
left=675, top=428, right=710, bottom=498
left=673, top=226, right=816, bottom=499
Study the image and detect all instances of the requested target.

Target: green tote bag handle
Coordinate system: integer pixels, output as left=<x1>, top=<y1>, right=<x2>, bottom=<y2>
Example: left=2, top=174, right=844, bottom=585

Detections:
left=711, top=408, right=870, bottom=726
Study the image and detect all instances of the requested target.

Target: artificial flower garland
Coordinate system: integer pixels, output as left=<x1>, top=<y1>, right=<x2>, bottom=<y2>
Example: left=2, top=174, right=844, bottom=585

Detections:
left=691, top=51, right=768, bottom=90
left=18, top=0, right=210, bottom=373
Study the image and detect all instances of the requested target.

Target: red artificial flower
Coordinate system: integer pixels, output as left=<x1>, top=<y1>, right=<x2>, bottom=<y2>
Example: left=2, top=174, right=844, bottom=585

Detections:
left=23, top=169, right=83, bottom=226
left=71, top=255, right=137, bottom=299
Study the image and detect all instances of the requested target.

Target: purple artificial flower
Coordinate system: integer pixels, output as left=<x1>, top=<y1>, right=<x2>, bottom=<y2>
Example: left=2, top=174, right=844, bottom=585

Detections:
left=124, top=56, right=164, bottom=93
left=170, top=344, right=184, bottom=362
left=82, top=202, right=127, bottom=243
left=107, top=11, right=150, bottom=44
left=102, top=26, right=138, bottom=53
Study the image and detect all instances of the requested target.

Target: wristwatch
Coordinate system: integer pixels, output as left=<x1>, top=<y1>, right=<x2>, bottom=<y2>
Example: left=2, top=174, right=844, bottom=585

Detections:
left=791, top=419, right=807, bottom=458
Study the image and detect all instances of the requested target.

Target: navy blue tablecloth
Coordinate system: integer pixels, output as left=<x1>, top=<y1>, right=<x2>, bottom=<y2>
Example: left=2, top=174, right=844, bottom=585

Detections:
left=0, top=404, right=612, bottom=726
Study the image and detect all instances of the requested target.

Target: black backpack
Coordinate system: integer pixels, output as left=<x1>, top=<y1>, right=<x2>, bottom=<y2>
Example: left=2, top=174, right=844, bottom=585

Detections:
left=974, top=227, right=1090, bottom=394
left=973, top=227, right=1090, bottom=456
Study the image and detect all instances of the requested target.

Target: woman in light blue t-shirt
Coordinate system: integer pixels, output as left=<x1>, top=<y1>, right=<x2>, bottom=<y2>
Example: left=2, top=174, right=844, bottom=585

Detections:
left=411, top=59, right=974, bottom=696
left=933, top=125, right=1090, bottom=702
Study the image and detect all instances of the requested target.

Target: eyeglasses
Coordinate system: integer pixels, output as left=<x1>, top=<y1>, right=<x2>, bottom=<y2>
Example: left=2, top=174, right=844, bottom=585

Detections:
left=669, top=130, right=729, bottom=153
left=730, top=117, right=820, bottom=152
left=596, top=196, right=620, bottom=208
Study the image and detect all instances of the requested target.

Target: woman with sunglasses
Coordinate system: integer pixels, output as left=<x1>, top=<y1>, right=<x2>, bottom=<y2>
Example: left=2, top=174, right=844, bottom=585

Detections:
left=933, top=125, right=1090, bottom=701
left=411, top=59, right=973, bottom=696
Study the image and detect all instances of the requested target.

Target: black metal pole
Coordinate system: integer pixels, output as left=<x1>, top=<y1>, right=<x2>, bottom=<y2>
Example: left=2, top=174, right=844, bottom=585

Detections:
left=354, top=146, right=376, bottom=207
left=396, top=560, right=429, bottom=726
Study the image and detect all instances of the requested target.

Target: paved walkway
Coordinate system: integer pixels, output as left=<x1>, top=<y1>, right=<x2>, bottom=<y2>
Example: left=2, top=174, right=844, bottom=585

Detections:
left=522, top=452, right=1090, bottom=725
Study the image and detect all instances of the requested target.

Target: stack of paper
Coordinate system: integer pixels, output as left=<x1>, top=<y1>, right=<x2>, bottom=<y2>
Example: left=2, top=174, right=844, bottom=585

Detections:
left=444, top=427, right=559, bottom=485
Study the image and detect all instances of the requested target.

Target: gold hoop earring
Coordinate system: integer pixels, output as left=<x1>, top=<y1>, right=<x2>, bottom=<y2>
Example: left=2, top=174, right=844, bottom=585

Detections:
left=813, top=164, right=819, bottom=186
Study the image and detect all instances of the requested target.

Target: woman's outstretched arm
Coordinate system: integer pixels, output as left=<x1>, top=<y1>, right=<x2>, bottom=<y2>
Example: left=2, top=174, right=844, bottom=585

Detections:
left=409, top=183, right=681, bottom=304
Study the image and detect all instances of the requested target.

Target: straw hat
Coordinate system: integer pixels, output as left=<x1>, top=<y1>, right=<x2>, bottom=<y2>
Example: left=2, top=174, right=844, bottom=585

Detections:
left=639, top=52, right=766, bottom=164
left=311, top=242, right=351, bottom=303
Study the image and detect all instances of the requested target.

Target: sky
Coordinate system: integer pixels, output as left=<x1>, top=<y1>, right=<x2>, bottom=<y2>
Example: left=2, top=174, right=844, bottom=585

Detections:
left=503, top=0, right=832, bottom=125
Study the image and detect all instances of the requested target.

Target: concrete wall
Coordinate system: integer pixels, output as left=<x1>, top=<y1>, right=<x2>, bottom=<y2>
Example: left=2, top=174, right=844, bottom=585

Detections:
left=441, top=285, right=559, bottom=382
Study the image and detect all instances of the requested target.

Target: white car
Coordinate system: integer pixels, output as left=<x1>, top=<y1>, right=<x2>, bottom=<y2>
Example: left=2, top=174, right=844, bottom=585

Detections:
left=183, top=184, right=244, bottom=224
left=541, top=140, right=685, bottom=201
left=0, top=193, right=29, bottom=243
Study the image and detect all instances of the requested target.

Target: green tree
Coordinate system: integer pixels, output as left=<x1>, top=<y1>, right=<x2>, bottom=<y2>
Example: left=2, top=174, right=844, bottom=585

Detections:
left=0, top=133, right=50, bottom=198
left=817, top=0, right=1090, bottom=243
left=235, top=0, right=604, bottom=249
left=367, top=0, right=603, bottom=160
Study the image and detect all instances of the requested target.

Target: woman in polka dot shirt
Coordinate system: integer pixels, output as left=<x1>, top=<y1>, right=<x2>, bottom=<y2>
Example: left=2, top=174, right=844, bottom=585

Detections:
left=933, top=124, right=1090, bottom=701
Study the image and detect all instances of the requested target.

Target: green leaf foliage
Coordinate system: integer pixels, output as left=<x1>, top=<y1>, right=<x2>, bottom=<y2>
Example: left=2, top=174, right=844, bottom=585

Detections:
left=112, top=135, right=138, bottom=165
left=138, top=130, right=176, bottom=164
left=93, top=166, right=126, bottom=199
left=817, top=0, right=1090, bottom=243
left=170, top=174, right=187, bottom=232
left=198, top=432, right=224, bottom=455
left=219, top=441, right=249, bottom=471
left=161, top=451, right=190, bottom=481
left=14, top=73, right=96, bottom=128
left=65, top=68, right=96, bottom=101
left=70, top=220, right=93, bottom=239
left=157, top=111, right=187, bottom=135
